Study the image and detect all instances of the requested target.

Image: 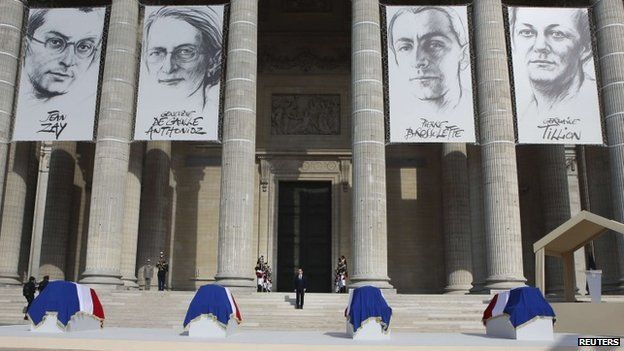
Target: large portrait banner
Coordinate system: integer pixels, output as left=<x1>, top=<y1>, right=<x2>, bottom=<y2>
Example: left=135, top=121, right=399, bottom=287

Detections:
left=509, top=7, right=603, bottom=144
left=385, top=5, right=476, bottom=143
left=134, top=5, right=224, bottom=141
left=13, top=7, right=106, bottom=141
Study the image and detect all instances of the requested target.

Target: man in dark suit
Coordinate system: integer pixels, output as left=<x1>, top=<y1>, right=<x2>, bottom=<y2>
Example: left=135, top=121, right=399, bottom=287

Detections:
left=293, top=268, right=307, bottom=309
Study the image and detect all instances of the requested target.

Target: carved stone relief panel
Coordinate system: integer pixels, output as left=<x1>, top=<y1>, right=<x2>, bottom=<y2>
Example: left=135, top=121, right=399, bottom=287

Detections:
left=268, top=159, right=340, bottom=174
left=271, top=94, right=340, bottom=135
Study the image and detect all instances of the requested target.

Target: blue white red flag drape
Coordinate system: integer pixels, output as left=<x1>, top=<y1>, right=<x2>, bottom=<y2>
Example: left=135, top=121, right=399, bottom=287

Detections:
left=28, top=281, right=104, bottom=327
left=183, top=284, right=242, bottom=328
left=345, top=286, right=392, bottom=333
left=482, top=287, right=555, bottom=327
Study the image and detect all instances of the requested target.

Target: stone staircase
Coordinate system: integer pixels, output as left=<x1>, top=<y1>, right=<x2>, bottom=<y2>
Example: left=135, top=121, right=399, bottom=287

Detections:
left=0, top=286, right=493, bottom=332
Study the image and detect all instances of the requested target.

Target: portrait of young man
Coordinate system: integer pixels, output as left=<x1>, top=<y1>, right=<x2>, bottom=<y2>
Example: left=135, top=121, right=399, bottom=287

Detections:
left=509, top=7, right=603, bottom=144
left=386, top=5, right=476, bottom=143
left=13, top=7, right=105, bottom=141
left=135, top=5, right=224, bottom=141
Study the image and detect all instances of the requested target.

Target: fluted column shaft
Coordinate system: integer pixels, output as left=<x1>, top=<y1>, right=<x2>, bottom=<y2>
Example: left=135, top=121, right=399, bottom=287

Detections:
left=27, top=143, right=51, bottom=280
left=80, top=0, right=139, bottom=286
left=442, top=143, right=473, bottom=293
left=0, top=0, right=26, bottom=285
left=586, top=147, right=620, bottom=289
left=0, top=143, right=32, bottom=284
left=37, top=142, right=76, bottom=280
left=0, top=0, right=25, bottom=220
left=349, top=0, right=392, bottom=289
left=468, top=145, right=487, bottom=292
left=592, top=0, right=624, bottom=291
left=120, top=142, right=144, bottom=288
left=474, top=0, right=526, bottom=289
left=137, top=141, right=171, bottom=289
left=215, top=0, right=258, bottom=289
left=566, top=147, right=586, bottom=294
left=538, top=145, right=570, bottom=294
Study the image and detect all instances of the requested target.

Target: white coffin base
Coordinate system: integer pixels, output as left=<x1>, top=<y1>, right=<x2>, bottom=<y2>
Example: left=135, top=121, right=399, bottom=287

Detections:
left=486, top=315, right=553, bottom=340
left=346, top=319, right=390, bottom=340
left=188, top=315, right=238, bottom=338
left=30, top=312, right=102, bottom=333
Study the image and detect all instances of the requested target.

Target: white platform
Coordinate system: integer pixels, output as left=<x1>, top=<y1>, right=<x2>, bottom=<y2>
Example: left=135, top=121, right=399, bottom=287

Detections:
left=187, top=314, right=238, bottom=338
left=0, top=325, right=601, bottom=351
left=486, top=315, right=553, bottom=340
left=346, top=319, right=390, bottom=340
left=30, top=312, right=102, bottom=333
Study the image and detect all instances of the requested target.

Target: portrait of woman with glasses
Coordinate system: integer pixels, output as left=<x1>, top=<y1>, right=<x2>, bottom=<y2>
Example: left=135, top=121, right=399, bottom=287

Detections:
left=13, top=7, right=105, bottom=141
left=135, top=5, right=224, bottom=141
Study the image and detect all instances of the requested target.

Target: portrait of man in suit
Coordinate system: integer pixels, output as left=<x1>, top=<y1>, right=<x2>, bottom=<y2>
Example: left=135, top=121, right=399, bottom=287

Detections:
left=14, top=7, right=105, bottom=141
left=386, top=6, right=475, bottom=143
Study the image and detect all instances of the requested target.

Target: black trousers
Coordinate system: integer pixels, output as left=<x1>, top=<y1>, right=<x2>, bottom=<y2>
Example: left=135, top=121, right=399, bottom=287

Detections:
left=295, top=289, right=305, bottom=308
left=25, top=295, right=34, bottom=315
left=157, top=272, right=166, bottom=291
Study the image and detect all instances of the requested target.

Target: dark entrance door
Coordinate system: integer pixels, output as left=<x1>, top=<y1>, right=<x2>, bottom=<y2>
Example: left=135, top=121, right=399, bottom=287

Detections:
left=277, top=181, right=332, bottom=292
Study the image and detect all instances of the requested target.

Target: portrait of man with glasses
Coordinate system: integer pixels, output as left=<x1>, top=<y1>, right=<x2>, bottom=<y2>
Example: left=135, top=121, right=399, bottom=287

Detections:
left=14, top=7, right=105, bottom=141
left=135, top=5, right=224, bottom=141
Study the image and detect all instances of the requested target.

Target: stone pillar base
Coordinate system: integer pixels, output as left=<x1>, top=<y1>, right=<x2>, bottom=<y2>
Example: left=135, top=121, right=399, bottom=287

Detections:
left=121, top=277, right=139, bottom=289
left=215, top=275, right=255, bottom=290
left=444, top=284, right=472, bottom=294
left=485, top=277, right=526, bottom=290
left=349, top=277, right=394, bottom=290
left=80, top=271, right=123, bottom=287
left=0, top=274, right=21, bottom=286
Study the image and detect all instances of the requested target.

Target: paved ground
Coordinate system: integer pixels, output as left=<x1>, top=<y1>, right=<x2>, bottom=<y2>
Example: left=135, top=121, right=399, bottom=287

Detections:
left=0, top=325, right=619, bottom=351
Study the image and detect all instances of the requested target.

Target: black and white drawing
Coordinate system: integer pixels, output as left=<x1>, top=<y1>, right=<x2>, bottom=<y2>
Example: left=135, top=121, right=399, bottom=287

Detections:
left=386, top=5, right=475, bottom=143
left=135, top=5, right=224, bottom=141
left=509, top=7, right=603, bottom=144
left=13, top=7, right=106, bottom=141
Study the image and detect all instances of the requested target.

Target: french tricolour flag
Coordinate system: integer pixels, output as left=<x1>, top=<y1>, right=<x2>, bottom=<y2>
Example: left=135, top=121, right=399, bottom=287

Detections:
left=183, top=284, right=242, bottom=328
left=28, top=281, right=105, bottom=327
left=482, top=290, right=510, bottom=325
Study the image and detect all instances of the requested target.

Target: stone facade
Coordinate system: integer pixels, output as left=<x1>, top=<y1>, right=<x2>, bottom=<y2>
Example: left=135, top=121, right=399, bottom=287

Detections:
left=0, top=0, right=622, bottom=295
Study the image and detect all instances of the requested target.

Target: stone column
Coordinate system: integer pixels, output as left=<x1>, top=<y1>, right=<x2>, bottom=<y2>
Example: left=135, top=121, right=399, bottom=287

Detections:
left=214, top=0, right=258, bottom=289
left=592, top=0, right=624, bottom=292
left=349, top=0, right=392, bottom=289
left=473, top=0, right=526, bottom=289
left=120, top=142, right=144, bottom=288
left=80, top=0, right=139, bottom=286
left=585, top=147, right=620, bottom=290
left=566, top=146, right=586, bottom=294
left=27, top=143, right=51, bottom=280
left=37, top=142, right=77, bottom=280
left=137, top=141, right=171, bottom=289
left=468, top=145, right=487, bottom=293
left=538, top=146, right=570, bottom=295
left=0, top=143, right=32, bottom=284
left=442, top=144, right=473, bottom=293
left=0, top=0, right=25, bottom=216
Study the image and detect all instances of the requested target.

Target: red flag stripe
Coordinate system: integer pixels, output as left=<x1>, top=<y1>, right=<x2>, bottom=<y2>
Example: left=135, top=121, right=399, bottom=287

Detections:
left=232, top=296, right=242, bottom=322
left=482, top=294, right=498, bottom=325
left=90, top=289, right=105, bottom=320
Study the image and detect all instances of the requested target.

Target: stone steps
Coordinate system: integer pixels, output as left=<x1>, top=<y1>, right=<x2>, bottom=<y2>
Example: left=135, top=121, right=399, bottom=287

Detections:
left=13, top=287, right=621, bottom=332
left=3, top=284, right=620, bottom=332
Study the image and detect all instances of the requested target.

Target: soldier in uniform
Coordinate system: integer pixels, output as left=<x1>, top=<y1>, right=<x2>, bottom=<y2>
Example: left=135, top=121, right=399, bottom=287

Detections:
left=143, top=259, right=154, bottom=291
left=157, top=252, right=169, bottom=291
